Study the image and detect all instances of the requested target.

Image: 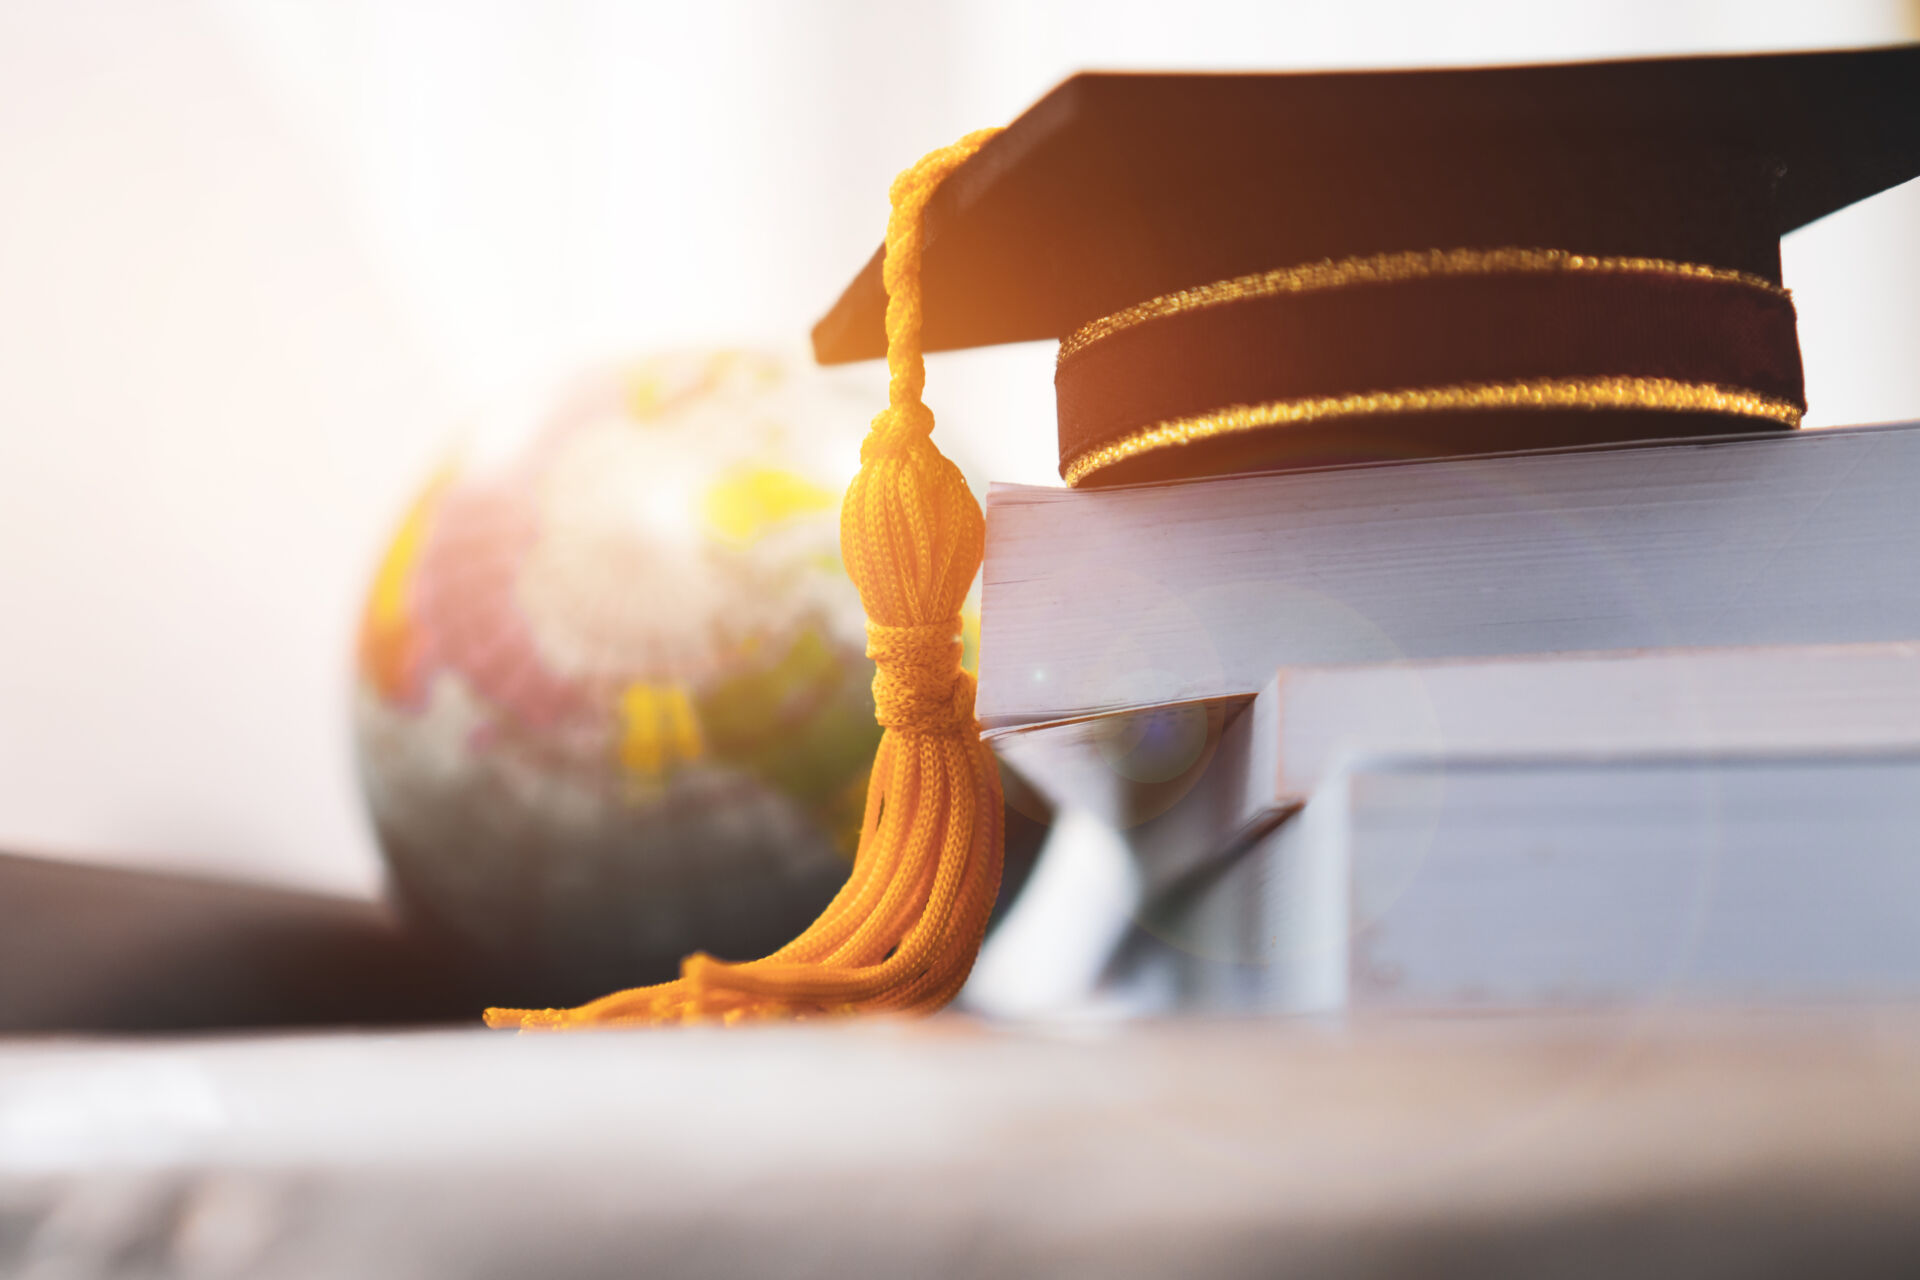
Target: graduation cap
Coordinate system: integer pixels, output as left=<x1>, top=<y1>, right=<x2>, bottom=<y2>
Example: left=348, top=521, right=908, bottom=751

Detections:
left=489, top=48, right=1920, bottom=1030
left=817, top=46, right=1920, bottom=486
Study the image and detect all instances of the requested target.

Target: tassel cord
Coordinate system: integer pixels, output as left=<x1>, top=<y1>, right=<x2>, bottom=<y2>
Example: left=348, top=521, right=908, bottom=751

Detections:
left=484, top=127, right=1005, bottom=1030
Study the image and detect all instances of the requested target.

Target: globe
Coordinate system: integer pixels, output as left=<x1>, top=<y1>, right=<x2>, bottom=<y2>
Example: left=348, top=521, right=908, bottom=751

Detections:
left=353, top=350, right=896, bottom=1007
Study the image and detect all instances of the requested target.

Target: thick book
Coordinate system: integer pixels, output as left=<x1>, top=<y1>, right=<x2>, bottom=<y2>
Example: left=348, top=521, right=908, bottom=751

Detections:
left=1050, top=644, right=1920, bottom=1014
left=979, top=421, right=1920, bottom=730
left=1136, top=751, right=1920, bottom=1014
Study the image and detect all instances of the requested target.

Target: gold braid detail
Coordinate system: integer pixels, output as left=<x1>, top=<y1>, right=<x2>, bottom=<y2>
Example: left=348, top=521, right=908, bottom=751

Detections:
left=1058, top=247, right=1789, bottom=363
left=1063, top=375, right=1804, bottom=488
left=485, top=129, right=1006, bottom=1029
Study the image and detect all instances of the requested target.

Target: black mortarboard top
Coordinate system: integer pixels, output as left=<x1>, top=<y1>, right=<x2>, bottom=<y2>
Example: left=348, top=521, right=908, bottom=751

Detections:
left=813, top=46, right=1920, bottom=487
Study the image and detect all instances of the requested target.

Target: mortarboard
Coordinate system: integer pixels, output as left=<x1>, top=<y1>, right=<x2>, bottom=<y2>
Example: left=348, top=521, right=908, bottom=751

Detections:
left=488, top=48, right=1920, bottom=1029
left=819, top=46, right=1920, bottom=485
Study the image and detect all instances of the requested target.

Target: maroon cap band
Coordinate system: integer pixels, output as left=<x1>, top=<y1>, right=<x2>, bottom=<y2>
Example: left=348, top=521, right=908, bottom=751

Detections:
left=1055, top=248, right=1805, bottom=487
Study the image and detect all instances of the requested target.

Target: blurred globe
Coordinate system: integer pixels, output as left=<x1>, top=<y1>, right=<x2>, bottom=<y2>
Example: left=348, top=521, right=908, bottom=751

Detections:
left=353, top=350, right=893, bottom=1006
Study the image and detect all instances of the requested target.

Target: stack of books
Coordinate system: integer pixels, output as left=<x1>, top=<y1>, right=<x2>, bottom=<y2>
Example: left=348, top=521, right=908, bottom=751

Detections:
left=977, top=422, right=1920, bottom=1013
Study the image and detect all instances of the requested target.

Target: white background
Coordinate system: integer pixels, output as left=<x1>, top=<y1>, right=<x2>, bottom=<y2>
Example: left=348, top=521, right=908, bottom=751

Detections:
left=0, top=0, right=1916, bottom=896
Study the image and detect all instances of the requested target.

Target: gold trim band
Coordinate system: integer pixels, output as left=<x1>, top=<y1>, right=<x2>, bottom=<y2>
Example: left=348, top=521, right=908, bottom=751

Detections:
left=1061, top=376, right=1804, bottom=487
left=1058, top=248, right=1790, bottom=363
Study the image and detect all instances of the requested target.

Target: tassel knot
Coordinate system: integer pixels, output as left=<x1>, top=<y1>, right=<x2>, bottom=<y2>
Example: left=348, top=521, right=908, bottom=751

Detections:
left=868, top=619, right=973, bottom=733
left=861, top=402, right=936, bottom=463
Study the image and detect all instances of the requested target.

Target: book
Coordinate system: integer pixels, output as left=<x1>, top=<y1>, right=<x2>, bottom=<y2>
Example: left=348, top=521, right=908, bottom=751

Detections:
left=1133, top=750, right=1920, bottom=1014
left=979, top=421, right=1920, bottom=730
left=1071, top=643, right=1920, bottom=1013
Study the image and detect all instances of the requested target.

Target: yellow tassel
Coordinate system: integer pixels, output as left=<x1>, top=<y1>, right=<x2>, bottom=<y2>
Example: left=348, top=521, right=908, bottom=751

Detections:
left=484, top=128, right=1006, bottom=1029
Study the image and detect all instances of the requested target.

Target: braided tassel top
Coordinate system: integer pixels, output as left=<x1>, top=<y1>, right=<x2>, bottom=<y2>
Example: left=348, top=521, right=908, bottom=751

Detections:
left=484, top=129, right=1006, bottom=1028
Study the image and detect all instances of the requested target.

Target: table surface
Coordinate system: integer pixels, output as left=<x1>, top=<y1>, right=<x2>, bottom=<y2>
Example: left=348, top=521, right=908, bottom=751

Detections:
left=5, top=1008, right=1920, bottom=1278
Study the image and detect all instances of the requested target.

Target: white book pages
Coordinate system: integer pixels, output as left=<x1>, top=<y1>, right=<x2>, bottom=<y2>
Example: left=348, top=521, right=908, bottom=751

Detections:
left=981, top=421, right=1920, bottom=728
left=1136, top=752, right=1920, bottom=1014
left=989, top=643, right=1920, bottom=1014
left=1093, top=642, right=1920, bottom=1013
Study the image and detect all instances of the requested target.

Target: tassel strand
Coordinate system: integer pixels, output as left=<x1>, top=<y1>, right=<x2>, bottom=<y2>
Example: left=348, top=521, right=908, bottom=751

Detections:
left=484, top=128, right=1004, bottom=1029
